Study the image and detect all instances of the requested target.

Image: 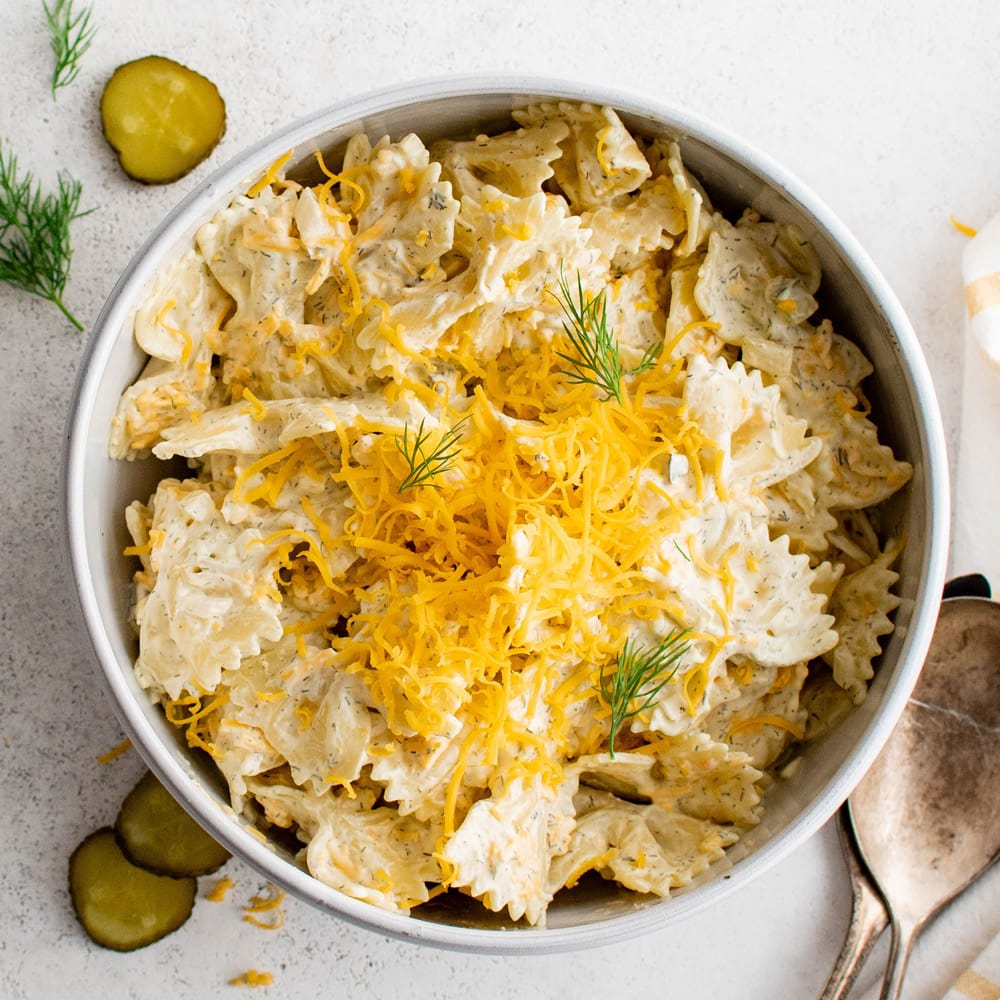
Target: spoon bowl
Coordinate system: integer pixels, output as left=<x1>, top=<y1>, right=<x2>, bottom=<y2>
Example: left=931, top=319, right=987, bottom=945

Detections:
left=824, top=596, right=1000, bottom=998
left=851, top=596, right=1000, bottom=912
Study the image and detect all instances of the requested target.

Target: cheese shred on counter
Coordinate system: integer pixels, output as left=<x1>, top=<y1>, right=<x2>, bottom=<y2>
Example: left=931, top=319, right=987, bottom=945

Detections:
left=111, top=101, right=912, bottom=926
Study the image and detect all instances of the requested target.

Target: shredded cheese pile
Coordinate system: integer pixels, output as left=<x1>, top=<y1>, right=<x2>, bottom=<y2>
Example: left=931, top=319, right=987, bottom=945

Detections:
left=112, top=101, right=912, bottom=926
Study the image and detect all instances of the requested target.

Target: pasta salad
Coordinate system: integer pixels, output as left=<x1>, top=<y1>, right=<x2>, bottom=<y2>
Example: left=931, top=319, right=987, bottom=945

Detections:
left=112, top=101, right=911, bottom=925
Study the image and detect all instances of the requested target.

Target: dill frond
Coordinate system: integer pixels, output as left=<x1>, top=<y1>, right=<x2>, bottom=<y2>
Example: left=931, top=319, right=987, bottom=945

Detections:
left=553, top=266, right=663, bottom=398
left=631, top=340, right=663, bottom=374
left=43, top=0, right=96, bottom=97
left=598, top=629, right=691, bottom=757
left=395, top=417, right=468, bottom=492
left=0, top=147, right=91, bottom=330
left=553, top=267, right=625, bottom=402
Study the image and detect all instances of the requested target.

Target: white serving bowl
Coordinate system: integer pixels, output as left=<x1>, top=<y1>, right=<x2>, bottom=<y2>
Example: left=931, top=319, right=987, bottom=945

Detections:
left=64, top=76, right=949, bottom=953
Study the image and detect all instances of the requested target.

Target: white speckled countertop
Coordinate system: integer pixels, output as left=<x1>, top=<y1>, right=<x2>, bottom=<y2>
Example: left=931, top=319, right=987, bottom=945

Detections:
left=2, top=1, right=998, bottom=997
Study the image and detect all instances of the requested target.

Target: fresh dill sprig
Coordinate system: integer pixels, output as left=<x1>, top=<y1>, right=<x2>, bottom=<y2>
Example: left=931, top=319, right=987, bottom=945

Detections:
left=631, top=340, right=662, bottom=374
left=598, top=629, right=691, bottom=757
left=0, top=147, right=90, bottom=330
left=554, top=267, right=625, bottom=402
left=43, top=0, right=96, bottom=97
left=395, top=417, right=468, bottom=492
left=553, top=267, right=662, bottom=399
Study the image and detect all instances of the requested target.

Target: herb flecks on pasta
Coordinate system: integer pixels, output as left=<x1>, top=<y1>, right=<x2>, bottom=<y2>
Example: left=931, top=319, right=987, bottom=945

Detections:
left=112, top=101, right=912, bottom=926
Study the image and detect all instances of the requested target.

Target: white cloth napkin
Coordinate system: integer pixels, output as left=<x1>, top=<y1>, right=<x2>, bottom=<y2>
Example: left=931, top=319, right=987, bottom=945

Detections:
left=852, top=219, right=1000, bottom=1000
left=938, top=214, right=1000, bottom=999
left=951, top=211, right=1000, bottom=585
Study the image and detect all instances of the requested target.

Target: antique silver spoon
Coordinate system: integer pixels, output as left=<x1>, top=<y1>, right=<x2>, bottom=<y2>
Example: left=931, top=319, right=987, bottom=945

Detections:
left=820, top=595, right=1000, bottom=999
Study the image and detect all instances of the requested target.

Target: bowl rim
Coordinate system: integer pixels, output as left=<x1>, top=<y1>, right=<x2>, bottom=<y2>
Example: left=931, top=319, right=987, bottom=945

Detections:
left=63, top=72, right=951, bottom=953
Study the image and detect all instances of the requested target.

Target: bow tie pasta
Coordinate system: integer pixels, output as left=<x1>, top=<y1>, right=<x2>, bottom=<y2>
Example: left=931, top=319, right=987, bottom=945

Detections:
left=112, top=101, right=911, bottom=926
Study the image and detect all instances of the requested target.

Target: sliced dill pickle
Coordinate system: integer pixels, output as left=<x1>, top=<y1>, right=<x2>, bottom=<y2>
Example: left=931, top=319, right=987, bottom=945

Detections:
left=69, top=828, right=196, bottom=951
left=100, top=55, right=226, bottom=184
left=116, top=770, right=231, bottom=877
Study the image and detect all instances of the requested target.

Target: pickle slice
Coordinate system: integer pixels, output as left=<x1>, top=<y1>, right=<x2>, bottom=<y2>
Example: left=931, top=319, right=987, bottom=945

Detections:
left=69, top=828, right=196, bottom=952
left=100, top=55, right=226, bottom=184
left=116, top=770, right=231, bottom=877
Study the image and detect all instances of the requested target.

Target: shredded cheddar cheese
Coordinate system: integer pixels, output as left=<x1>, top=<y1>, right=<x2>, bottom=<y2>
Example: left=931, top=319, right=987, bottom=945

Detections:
left=96, top=737, right=132, bottom=764
left=242, top=884, right=286, bottom=931
left=247, top=150, right=293, bottom=198
left=563, top=847, right=618, bottom=888
left=205, top=875, right=235, bottom=902
left=164, top=694, right=227, bottom=760
left=155, top=298, right=194, bottom=363
left=595, top=125, right=620, bottom=177
left=228, top=970, right=275, bottom=988
left=950, top=214, right=978, bottom=238
left=240, top=387, right=268, bottom=421
left=727, top=714, right=806, bottom=742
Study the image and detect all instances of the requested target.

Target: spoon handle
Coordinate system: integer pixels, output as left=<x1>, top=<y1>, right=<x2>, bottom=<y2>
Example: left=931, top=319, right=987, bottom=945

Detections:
left=818, top=809, right=890, bottom=1000
left=879, top=917, right=918, bottom=1000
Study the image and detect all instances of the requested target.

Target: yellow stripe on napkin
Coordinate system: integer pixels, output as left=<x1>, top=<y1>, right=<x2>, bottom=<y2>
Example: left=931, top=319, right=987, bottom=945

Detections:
left=966, top=271, right=1000, bottom=317
left=942, top=931, right=1000, bottom=1000
left=952, top=968, right=1000, bottom=1000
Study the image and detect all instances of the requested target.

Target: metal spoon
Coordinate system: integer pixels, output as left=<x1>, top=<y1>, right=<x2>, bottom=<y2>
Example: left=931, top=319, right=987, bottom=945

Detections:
left=820, top=595, right=1000, bottom=999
